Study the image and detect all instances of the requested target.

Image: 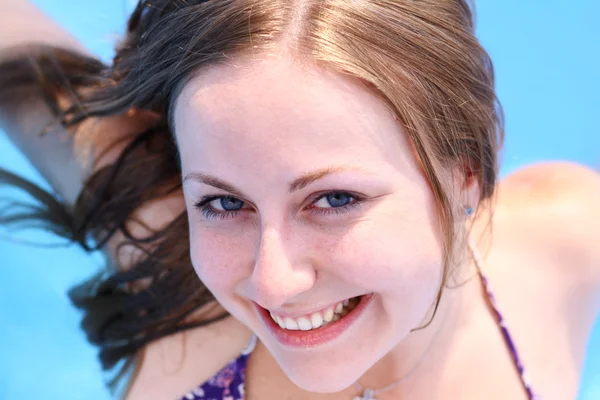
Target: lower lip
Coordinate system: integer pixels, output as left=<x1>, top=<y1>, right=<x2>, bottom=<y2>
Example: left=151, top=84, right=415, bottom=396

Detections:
left=256, top=294, right=375, bottom=348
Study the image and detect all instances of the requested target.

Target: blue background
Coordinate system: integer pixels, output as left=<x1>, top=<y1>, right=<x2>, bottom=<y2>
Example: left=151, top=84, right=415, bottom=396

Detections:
left=1, top=1, right=598, bottom=399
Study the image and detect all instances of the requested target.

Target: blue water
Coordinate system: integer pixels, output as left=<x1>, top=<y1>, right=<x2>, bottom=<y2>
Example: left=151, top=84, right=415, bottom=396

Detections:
left=0, top=1, right=598, bottom=399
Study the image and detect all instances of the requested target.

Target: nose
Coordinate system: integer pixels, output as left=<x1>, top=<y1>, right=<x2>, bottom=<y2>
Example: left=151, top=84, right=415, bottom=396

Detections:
left=249, top=225, right=316, bottom=310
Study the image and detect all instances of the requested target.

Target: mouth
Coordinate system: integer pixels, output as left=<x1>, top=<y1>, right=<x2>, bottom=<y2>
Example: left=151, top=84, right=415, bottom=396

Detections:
left=255, top=293, right=374, bottom=348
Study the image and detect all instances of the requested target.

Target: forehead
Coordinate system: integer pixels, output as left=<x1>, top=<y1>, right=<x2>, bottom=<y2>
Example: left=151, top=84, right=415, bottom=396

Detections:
left=173, top=54, right=416, bottom=178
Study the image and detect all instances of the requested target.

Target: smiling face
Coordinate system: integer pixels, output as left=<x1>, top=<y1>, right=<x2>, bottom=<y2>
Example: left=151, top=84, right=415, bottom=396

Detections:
left=174, top=53, right=449, bottom=392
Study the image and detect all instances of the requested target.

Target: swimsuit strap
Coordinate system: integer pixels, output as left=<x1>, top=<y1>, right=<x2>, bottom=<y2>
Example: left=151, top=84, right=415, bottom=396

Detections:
left=468, top=239, right=541, bottom=400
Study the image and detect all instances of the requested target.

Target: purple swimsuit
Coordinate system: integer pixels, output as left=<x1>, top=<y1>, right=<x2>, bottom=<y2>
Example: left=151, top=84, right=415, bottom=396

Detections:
left=180, top=244, right=540, bottom=400
left=180, top=335, right=257, bottom=400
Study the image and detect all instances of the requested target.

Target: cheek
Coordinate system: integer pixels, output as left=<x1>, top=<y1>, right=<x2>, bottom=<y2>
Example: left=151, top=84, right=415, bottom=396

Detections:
left=188, top=224, right=255, bottom=295
left=327, top=197, right=444, bottom=299
left=336, top=202, right=445, bottom=336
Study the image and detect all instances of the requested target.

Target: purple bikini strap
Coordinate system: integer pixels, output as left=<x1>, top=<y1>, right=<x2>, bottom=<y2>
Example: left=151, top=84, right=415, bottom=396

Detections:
left=469, top=240, right=541, bottom=400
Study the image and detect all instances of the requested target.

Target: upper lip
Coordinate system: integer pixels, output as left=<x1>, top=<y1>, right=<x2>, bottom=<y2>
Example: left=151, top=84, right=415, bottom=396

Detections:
left=256, top=295, right=362, bottom=319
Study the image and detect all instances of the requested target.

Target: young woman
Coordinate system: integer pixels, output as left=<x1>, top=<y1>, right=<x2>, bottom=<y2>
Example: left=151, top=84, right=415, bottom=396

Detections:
left=1, top=1, right=599, bottom=399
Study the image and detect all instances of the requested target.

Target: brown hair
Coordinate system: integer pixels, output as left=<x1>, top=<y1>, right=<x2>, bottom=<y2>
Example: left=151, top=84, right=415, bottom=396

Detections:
left=0, top=0, right=503, bottom=390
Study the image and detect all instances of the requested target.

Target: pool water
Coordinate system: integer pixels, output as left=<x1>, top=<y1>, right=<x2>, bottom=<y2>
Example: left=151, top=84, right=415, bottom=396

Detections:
left=1, top=1, right=598, bottom=399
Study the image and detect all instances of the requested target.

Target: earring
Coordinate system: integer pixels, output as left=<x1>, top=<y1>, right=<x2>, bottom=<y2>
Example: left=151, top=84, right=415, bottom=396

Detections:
left=465, top=206, right=474, bottom=216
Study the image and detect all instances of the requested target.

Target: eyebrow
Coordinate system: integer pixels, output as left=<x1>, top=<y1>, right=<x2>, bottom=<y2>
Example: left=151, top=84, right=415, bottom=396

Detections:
left=182, top=166, right=369, bottom=196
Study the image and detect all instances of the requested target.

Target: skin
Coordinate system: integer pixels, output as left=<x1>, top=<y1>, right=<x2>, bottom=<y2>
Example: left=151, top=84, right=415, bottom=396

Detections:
left=173, top=51, right=484, bottom=394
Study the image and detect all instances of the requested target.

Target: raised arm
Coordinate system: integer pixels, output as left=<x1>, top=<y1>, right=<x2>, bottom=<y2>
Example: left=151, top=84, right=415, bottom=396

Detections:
left=1, top=0, right=87, bottom=55
left=0, top=0, right=97, bottom=204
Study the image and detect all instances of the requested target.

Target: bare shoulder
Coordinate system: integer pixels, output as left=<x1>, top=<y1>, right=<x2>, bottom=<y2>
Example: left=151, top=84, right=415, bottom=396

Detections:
left=499, top=161, right=600, bottom=241
left=126, top=312, right=253, bottom=400
left=500, top=160, right=600, bottom=198
left=497, top=161, right=600, bottom=290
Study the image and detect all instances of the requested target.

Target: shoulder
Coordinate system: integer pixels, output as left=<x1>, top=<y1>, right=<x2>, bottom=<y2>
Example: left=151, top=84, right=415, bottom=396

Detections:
left=498, top=161, right=600, bottom=290
left=125, top=314, right=253, bottom=400
left=500, top=161, right=600, bottom=237
left=501, top=160, right=600, bottom=197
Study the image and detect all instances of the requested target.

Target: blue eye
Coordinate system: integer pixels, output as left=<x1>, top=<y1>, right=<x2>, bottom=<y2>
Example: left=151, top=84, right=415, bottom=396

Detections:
left=193, top=195, right=245, bottom=220
left=194, top=191, right=364, bottom=220
left=309, top=192, right=363, bottom=216
left=319, top=192, right=352, bottom=208
left=218, top=197, right=244, bottom=211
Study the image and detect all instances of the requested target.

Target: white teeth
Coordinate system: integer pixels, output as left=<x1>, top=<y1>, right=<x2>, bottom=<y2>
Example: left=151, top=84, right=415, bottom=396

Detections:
left=276, top=315, right=286, bottom=329
left=283, top=317, right=299, bottom=330
left=269, top=297, right=361, bottom=331
left=271, top=312, right=286, bottom=329
left=323, top=307, right=334, bottom=322
left=297, top=317, right=312, bottom=331
left=310, top=312, right=324, bottom=329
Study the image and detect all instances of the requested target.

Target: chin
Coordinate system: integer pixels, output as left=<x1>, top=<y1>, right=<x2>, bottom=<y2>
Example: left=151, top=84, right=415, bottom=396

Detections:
left=265, top=335, right=387, bottom=394
left=280, top=358, right=368, bottom=394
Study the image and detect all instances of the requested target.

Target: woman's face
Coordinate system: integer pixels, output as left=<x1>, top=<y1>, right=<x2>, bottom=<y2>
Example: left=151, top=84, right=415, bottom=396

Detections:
left=174, top=54, right=446, bottom=392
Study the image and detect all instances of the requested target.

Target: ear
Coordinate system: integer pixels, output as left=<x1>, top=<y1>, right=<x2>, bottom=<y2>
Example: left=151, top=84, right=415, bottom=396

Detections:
left=451, top=158, right=480, bottom=218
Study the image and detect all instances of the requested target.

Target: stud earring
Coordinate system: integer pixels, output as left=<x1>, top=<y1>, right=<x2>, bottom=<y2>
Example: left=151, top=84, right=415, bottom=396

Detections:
left=465, top=206, right=474, bottom=216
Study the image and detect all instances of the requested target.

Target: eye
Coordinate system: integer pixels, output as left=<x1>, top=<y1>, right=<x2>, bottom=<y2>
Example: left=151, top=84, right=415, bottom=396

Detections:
left=313, top=192, right=353, bottom=209
left=212, top=196, right=244, bottom=212
left=308, top=191, right=364, bottom=216
left=194, top=195, right=246, bottom=220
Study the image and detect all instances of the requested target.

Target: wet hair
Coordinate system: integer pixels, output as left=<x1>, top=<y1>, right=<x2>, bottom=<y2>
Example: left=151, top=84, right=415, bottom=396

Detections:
left=0, top=0, right=503, bottom=391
